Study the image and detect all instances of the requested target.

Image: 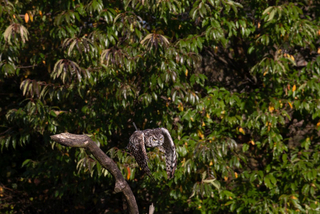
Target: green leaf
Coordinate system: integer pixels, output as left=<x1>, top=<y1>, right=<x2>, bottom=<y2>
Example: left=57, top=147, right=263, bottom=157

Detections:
left=267, top=8, right=277, bottom=22
left=242, top=143, right=249, bottom=152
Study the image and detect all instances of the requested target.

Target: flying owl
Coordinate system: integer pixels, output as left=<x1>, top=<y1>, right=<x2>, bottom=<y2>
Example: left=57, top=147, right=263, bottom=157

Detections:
left=127, top=127, right=177, bottom=179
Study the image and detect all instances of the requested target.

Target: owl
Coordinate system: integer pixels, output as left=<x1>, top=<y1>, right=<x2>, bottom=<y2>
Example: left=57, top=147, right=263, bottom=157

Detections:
left=127, top=127, right=177, bottom=179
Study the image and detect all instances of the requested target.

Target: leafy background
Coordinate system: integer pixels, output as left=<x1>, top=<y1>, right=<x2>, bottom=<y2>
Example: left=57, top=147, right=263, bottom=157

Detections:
left=1, top=0, right=320, bottom=213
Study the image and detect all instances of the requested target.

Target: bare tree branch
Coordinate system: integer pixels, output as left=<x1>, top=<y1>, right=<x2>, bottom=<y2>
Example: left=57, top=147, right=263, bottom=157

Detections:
left=50, top=133, right=139, bottom=214
left=148, top=203, right=155, bottom=214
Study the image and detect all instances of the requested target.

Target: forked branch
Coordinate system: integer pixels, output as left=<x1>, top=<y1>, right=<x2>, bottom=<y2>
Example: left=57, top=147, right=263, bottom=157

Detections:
left=50, top=133, right=139, bottom=214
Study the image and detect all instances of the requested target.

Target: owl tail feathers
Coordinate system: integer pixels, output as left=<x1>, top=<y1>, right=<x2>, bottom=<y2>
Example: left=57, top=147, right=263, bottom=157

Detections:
left=166, top=157, right=177, bottom=179
left=166, top=165, right=176, bottom=179
left=167, top=169, right=175, bottom=179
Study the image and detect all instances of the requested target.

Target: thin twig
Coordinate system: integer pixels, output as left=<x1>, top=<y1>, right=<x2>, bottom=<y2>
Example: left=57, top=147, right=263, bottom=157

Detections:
left=17, top=65, right=38, bottom=69
left=133, top=122, right=138, bottom=131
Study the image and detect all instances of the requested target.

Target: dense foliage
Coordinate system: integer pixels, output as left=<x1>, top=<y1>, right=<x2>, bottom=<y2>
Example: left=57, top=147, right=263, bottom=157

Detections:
left=1, top=0, right=320, bottom=213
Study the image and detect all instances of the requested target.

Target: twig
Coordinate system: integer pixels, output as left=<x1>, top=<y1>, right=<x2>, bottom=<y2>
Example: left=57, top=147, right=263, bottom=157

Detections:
left=0, top=128, right=12, bottom=136
left=17, top=65, right=38, bottom=69
left=133, top=122, right=138, bottom=131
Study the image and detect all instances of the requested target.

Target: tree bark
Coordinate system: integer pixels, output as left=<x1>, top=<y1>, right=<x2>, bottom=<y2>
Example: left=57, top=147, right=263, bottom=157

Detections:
left=50, top=133, right=139, bottom=214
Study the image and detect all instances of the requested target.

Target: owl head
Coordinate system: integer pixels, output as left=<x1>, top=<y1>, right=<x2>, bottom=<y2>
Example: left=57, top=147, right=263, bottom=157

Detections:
left=145, top=130, right=164, bottom=147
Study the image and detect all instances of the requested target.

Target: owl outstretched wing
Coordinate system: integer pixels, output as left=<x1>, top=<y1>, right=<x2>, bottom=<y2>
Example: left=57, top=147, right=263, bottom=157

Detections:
left=160, top=128, right=177, bottom=179
left=127, top=130, right=152, bottom=177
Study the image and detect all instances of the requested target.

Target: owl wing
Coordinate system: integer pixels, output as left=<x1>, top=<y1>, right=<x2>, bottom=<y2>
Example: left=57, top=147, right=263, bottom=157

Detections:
left=127, top=131, right=152, bottom=177
left=160, top=128, right=177, bottom=179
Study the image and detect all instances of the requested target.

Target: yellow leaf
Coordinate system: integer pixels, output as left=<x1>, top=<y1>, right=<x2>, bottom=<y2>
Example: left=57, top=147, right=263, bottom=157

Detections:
left=249, top=140, right=255, bottom=145
left=292, top=85, right=296, bottom=92
left=239, top=127, right=245, bottom=134
left=279, top=100, right=283, bottom=108
left=291, top=195, right=297, bottom=200
left=317, top=121, right=320, bottom=127
left=181, top=158, right=186, bottom=166
left=25, top=13, right=29, bottom=23
left=224, top=176, right=228, bottom=181
left=202, top=122, right=205, bottom=127
left=190, top=117, right=194, bottom=122
left=269, top=106, right=274, bottom=113
left=39, top=11, right=42, bottom=17
left=288, top=102, right=293, bottom=109
left=13, top=14, right=16, bottom=19
left=263, top=71, right=267, bottom=76
left=30, top=14, right=33, bottom=22
left=197, top=130, right=204, bottom=139
left=209, top=161, right=213, bottom=166
left=185, top=69, right=188, bottom=76
left=214, top=46, right=218, bottom=53
left=206, top=113, right=210, bottom=119
left=234, top=172, right=238, bottom=178
left=290, top=55, right=294, bottom=61
left=318, top=48, right=320, bottom=54
left=126, top=167, right=131, bottom=180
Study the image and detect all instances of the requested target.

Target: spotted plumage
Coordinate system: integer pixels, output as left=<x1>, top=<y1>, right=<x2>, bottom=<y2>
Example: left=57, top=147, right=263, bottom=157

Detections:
left=127, top=127, right=177, bottom=179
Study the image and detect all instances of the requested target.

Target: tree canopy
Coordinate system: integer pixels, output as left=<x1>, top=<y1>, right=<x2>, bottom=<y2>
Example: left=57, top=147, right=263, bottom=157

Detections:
left=1, top=0, right=320, bottom=213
